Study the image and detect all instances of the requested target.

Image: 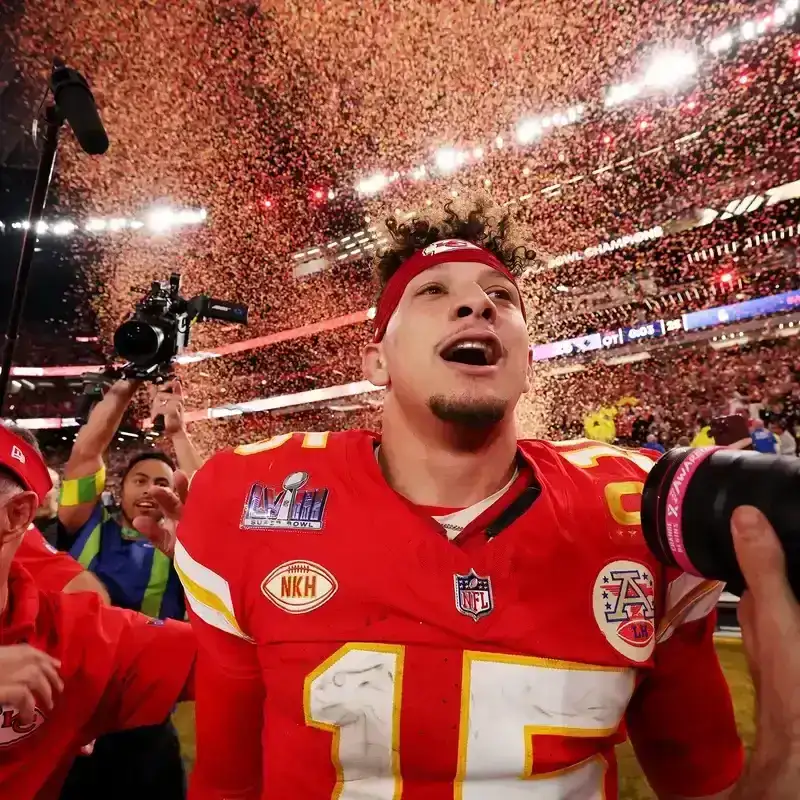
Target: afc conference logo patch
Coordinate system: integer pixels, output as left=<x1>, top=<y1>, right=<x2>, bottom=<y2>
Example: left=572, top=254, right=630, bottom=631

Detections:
left=261, top=560, right=338, bottom=614
left=592, top=560, right=656, bottom=663
left=242, top=471, right=329, bottom=531
left=0, top=706, right=45, bottom=747
left=454, top=569, right=494, bottom=621
left=422, top=239, right=482, bottom=256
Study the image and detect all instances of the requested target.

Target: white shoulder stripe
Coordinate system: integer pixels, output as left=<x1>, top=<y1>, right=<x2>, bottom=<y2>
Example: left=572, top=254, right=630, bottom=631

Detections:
left=173, top=539, right=253, bottom=641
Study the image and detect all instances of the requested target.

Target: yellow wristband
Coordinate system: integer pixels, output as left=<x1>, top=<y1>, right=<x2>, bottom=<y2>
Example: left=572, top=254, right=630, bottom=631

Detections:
left=59, top=465, right=106, bottom=507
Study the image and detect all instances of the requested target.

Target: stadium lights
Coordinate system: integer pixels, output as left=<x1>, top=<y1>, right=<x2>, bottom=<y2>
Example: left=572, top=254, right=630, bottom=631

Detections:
left=516, top=119, right=542, bottom=144
left=356, top=172, right=388, bottom=195
left=335, top=2, right=795, bottom=200
left=51, top=221, right=76, bottom=236
left=2, top=207, right=208, bottom=238
left=740, top=20, right=757, bottom=40
left=643, top=51, right=698, bottom=89
left=146, top=207, right=206, bottom=232
left=434, top=147, right=461, bottom=173
left=709, top=32, right=734, bottom=54
left=605, top=81, right=641, bottom=107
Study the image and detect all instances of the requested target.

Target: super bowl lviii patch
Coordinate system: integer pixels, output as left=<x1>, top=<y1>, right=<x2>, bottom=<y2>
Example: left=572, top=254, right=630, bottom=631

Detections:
left=593, top=560, right=655, bottom=663
left=242, top=471, right=329, bottom=531
left=454, top=569, right=494, bottom=621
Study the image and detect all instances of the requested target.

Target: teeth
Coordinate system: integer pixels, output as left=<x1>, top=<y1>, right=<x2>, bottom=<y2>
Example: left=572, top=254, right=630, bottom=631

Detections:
left=453, top=340, right=491, bottom=353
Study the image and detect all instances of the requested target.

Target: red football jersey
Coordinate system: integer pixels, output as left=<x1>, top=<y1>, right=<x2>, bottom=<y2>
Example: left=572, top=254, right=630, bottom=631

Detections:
left=0, top=561, right=195, bottom=799
left=175, top=431, right=743, bottom=800
left=14, top=526, right=84, bottom=593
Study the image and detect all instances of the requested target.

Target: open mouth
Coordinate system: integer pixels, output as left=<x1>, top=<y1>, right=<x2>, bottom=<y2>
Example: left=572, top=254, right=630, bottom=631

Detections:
left=135, top=501, right=157, bottom=511
left=440, top=336, right=502, bottom=367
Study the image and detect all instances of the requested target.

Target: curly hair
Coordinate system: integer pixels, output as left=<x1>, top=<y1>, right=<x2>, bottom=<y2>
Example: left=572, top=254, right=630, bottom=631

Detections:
left=374, top=195, right=543, bottom=298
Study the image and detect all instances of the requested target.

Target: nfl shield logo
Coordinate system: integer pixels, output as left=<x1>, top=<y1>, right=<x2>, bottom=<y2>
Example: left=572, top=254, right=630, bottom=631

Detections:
left=454, top=569, right=494, bottom=621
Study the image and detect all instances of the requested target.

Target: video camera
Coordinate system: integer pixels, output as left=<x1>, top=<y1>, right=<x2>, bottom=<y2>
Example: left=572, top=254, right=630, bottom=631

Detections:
left=113, top=272, right=248, bottom=381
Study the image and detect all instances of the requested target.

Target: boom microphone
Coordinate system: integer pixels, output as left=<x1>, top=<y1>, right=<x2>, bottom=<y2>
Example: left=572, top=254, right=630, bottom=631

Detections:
left=50, top=59, right=109, bottom=155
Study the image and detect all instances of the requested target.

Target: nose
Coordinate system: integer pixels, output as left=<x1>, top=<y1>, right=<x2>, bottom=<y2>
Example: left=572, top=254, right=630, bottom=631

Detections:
left=453, top=288, right=498, bottom=324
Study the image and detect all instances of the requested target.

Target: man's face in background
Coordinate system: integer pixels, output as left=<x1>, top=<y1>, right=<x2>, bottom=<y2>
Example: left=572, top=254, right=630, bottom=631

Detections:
left=120, top=459, right=174, bottom=524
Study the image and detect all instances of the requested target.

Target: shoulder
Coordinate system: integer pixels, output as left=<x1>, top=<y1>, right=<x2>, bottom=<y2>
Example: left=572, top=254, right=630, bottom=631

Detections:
left=230, top=429, right=371, bottom=463
left=189, top=430, right=372, bottom=496
left=518, top=437, right=658, bottom=481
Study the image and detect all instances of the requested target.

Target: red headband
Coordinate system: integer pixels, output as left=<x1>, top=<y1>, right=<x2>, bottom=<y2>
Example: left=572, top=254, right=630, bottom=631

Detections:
left=373, top=239, right=524, bottom=341
left=0, top=426, right=52, bottom=505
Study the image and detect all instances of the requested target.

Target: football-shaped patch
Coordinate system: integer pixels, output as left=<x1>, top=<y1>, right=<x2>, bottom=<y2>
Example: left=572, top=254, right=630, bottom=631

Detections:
left=592, top=560, right=656, bottom=663
left=261, top=561, right=338, bottom=614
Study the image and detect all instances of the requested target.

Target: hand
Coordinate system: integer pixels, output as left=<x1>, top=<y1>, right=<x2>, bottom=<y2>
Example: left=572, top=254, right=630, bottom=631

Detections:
left=110, top=377, right=142, bottom=397
left=731, top=506, right=800, bottom=795
left=0, top=644, right=63, bottom=725
left=132, top=470, right=189, bottom=557
left=150, top=380, right=186, bottom=436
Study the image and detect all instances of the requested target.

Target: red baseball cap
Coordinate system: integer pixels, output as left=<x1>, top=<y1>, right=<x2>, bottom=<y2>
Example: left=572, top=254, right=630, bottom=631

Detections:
left=0, top=425, right=52, bottom=505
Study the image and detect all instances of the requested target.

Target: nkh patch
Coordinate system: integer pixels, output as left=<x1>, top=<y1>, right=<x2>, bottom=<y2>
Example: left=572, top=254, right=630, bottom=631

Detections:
left=454, top=569, right=494, bottom=621
left=593, top=560, right=656, bottom=663
left=242, top=471, right=329, bottom=531
left=422, top=239, right=482, bottom=256
left=261, top=561, right=338, bottom=614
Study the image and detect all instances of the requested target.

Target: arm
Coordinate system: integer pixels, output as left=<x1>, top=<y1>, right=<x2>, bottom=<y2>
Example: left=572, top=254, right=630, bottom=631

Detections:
left=59, top=379, right=139, bottom=533
left=63, top=570, right=110, bottom=604
left=170, top=429, right=204, bottom=478
left=151, top=381, right=204, bottom=478
left=188, top=615, right=264, bottom=799
left=15, top=526, right=109, bottom=602
left=626, top=573, right=744, bottom=799
left=173, top=453, right=263, bottom=798
left=95, top=607, right=196, bottom=732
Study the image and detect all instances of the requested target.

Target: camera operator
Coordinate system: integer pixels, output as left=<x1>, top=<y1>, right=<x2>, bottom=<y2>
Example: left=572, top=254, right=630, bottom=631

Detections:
left=57, top=377, right=202, bottom=800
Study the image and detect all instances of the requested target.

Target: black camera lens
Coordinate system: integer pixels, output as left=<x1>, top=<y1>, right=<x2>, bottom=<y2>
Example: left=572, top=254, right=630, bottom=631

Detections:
left=641, top=447, right=800, bottom=599
left=113, top=320, right=165, bottom=364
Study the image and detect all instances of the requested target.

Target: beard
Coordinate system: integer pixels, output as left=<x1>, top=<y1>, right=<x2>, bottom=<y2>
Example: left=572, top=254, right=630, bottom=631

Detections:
left=428, top=393, right=507, bottom=428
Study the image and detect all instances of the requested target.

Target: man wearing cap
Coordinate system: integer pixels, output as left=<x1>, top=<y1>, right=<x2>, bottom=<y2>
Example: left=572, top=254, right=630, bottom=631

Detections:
left=0, top=422, right=196, bottom=798
left=139, top=200, right=800, bottom=800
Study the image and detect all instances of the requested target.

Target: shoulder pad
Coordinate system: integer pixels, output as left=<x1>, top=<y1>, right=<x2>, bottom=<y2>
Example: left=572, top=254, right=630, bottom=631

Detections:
left=519, top=437, right=657, bottom=479
left=231, top=429, right=374, bottom=461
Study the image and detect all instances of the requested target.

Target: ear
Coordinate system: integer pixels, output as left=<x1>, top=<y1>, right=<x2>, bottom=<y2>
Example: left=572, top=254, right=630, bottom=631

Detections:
left=1, top=491, right=38, bottom=541
left=523, top=347, right=533, bottom=394
left=362, top=343, right=390, bottom=388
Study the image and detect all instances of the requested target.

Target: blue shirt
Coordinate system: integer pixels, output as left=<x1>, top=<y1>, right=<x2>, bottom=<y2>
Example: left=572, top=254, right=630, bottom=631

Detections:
left=751, top=428, right=777, bottom=454
left=69, top=503, right=185, bottom=620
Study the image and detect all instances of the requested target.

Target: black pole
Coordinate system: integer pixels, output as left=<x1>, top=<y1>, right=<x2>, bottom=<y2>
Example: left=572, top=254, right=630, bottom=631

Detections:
left=0, top=105, right=63, bottom=416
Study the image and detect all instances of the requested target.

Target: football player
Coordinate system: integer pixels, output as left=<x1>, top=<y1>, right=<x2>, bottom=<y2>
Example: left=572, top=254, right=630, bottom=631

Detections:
left=142, top=200, right=794, bottom=798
